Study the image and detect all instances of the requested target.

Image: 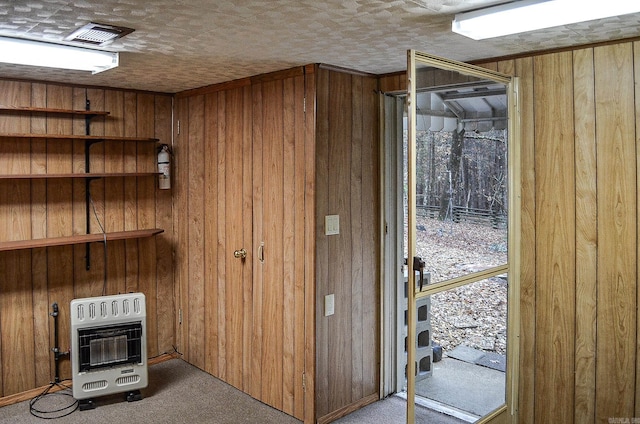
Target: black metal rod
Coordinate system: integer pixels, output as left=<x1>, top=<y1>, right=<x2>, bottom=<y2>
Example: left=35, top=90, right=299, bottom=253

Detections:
left=85, top=98, right=92, bottom=270
left=50, top=303, right=60, bottom=383
left=85, top=175, right=91, bottom=270
left=85, top=99, right=91, bottom=135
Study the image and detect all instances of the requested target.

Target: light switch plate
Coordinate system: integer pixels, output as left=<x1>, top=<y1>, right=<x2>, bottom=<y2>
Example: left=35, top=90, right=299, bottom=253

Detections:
left=325, top=215, right=339, bottom=236
left=324, top=294, right=335, bottom=316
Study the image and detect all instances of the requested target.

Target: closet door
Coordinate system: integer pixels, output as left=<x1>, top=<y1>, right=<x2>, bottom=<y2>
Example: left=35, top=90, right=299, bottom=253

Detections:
left=251, top=73, right=307, bottom=420
left=178, top=86, right=254, bottom=388
left=178, top=70, right=310, bottom=422
left=212, top=86, right=254, bottom=391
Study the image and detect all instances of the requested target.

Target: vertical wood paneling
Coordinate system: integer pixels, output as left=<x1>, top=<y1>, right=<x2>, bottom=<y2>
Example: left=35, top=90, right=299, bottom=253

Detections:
left=204, top=91, right=220, bottom=377
left=360, top=75, right=379, bottom=396
left=328, top=70, right=353, bottom=413
left=594, top=43, right=636, bottom=421
left=123, top=92, right=139, bottom=294
left=282, top=76, right=297, bottom=415
left=572, top=48, right=598, bottom=424
left=216, top=91, right=227, bottom=379
left=635, top=41, right=640, bottom=421
left=315, top=68, right=380, bottom=421
left=30, top=83, right=50, bottom=388
left=0, top=81, right=173, bottom=397
left=304, top=66, right=317, bottom=424
left=154, top=94, right=175, bottom=354
left=104, top=90, right=127, bottom=296
left=315, top=67, right=331, bottom=417
left=74, top=87, right=105, bottom=300
left=251, top=83, right=264, bottom=400
left=378, top=73, right=405, bottom=94
left=187, top=95, right=205, bottom=369
left=176, top=68, right=311, bottom=422
left=241, top=85, right=254, bottom=396
left=175, top=96, right=189, bottom=359
left=262, top=79, right=285, bottom=409
left=45, top=84, right=75, bottom=381
left=473, top=40, right=640, bottom=424
left=0, top=80, right=35, bottom=396
left=0, top=251, right=35, bottom=395
left=293, top=73, right=308, bottom=420
left=137, top=93, right=159, bottom=356
left=224, top=87, right=245, bottom=389
left=533, top=52, right=576, bottom=424
left=513, top=55, right=536, bottom=424
left=350, top=75, right=364, bottom=402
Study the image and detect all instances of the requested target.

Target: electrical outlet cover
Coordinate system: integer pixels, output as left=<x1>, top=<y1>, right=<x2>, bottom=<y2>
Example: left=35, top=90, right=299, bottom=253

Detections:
left=325, top=215, right=339, bottom=235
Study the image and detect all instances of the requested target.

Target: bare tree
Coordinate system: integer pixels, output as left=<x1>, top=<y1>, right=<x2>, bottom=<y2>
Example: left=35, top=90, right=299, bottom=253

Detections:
left=439, top=125, right=464, bottom=220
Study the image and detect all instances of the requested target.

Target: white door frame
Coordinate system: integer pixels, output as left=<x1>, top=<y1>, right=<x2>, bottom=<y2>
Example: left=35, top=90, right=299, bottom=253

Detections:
left=380, top=92, right=406, bottom=397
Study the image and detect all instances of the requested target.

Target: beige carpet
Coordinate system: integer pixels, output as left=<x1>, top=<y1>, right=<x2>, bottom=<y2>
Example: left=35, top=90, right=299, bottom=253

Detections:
left=0, top=358, right=466, bottom=423
left=0, top=359, right=301, bottom=424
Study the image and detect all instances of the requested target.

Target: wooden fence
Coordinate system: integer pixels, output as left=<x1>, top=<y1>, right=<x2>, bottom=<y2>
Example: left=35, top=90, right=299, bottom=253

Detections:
left=416, top=204, right=506, bottom=229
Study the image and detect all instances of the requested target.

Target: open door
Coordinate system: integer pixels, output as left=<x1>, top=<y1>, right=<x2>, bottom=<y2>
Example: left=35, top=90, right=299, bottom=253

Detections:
left=403, top=50, right=520, bottom=423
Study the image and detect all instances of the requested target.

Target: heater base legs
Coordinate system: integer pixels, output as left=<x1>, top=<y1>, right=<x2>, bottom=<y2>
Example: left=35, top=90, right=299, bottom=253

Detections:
left=77, top=390, right=141, bottom=411
left=78, top=399, right=95, bottom=411
left=126, top=390, right=143, bottom=402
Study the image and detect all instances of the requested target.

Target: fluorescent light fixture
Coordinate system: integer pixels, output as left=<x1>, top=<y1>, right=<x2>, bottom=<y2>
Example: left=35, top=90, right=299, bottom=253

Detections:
left=452, top=0, right=640, bottom=40
left=0, top=37, right=118, bottom=74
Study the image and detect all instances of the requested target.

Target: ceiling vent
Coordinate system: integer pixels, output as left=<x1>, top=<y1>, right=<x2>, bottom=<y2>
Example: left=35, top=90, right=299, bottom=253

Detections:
left=64, top=22, right=134, bottom=46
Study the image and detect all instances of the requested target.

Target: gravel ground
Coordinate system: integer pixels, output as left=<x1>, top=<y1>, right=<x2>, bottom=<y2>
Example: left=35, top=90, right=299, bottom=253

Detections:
left=412, top=216, right=508, bottom=355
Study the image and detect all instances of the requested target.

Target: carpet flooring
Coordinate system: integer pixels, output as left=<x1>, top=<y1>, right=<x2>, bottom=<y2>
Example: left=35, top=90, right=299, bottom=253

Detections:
left=0, top=358, right=466, bottom=423
left=0, top=359, right=300, bottom=424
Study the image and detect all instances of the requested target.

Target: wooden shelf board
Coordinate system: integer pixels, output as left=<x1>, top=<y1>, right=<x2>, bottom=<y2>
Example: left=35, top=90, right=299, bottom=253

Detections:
left=0, top=106, right=110, bottom=116
left=0, top=172, right=161, bottom=179
left=0, top=228, right=164, bottom=252
left=0, top=133, right=158, bottom=142
left=0, top=106, right=110, bottom=115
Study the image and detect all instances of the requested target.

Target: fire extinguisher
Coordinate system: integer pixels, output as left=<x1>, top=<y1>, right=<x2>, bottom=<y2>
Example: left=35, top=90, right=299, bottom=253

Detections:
left=158, top=144, right=171, bottom=190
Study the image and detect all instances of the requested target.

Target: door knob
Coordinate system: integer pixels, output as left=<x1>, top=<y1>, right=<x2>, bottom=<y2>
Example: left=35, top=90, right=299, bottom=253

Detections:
left=234, top=248, right=247, bottom=259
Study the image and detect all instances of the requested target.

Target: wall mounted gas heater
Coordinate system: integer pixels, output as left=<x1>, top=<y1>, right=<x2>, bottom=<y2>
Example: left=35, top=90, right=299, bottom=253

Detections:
left=70, top=293, right=148, bottom=409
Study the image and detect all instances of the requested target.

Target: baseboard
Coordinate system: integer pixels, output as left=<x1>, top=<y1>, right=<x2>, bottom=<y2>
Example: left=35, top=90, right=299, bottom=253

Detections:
left=0, top=352, right=179, bottom=408
left=316, top=392, right=379, bottom=424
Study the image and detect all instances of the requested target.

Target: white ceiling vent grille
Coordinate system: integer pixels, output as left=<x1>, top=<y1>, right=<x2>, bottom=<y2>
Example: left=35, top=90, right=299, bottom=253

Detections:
left=64, top=22, right=134, bottom=46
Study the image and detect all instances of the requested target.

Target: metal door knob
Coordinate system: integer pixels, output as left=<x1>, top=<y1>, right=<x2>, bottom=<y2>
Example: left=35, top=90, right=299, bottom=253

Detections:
left=234, top=248, right=247, bottom=259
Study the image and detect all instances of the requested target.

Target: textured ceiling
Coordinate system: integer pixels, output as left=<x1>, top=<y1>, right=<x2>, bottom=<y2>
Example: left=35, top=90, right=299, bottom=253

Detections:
left=1, top=0, right=640, bottom=93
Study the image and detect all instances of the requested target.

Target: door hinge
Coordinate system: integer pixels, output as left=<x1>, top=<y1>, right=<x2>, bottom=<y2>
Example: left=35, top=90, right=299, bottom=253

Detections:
left=177, top=120, right=180, bottom=135
left=179, top=308, right=183, bottom=325
left=303, top=96, right=306, bottom=114
left=302, top=373, right=306, bottom=392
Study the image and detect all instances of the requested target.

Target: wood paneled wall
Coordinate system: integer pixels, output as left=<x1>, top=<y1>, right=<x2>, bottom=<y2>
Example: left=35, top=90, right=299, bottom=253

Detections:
left=0, top=80, right=174, bottom=397
left=314, top=67, right=380, bottom=422
left=174, top=67, right=315, bottom=422
left=174, top=65, right=380, bottom=423
left=381, top=40, right=640, bottom=423
left=501, top=41, right=639, bottom=424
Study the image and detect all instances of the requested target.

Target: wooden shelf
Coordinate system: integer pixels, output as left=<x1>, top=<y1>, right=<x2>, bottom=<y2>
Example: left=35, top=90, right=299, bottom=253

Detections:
left=0, top=106, right=110, bottom=117
left=0, top=104, right=164, bottom=263
left=0, top=229, right=164, bottom=252
left=0, top=172, right=160, bottom=179
left=0, top=133, right=158, bottom=142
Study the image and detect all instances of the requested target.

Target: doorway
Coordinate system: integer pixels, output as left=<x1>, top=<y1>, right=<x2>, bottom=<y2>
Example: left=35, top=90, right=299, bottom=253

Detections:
left=382, top=51, right=520, bottom=424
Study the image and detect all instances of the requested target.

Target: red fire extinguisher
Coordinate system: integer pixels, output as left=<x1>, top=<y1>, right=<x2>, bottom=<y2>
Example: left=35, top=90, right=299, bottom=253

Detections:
left=158, top=144, right=171, bottom=190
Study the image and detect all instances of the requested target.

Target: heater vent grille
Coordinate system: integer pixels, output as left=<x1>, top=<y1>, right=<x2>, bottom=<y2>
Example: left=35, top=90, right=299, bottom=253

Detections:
left=64, top=22, right=135, bottom=46
left=82, top=380, right=108, bottom=392
left=116, top=375, right=141, bottom=386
